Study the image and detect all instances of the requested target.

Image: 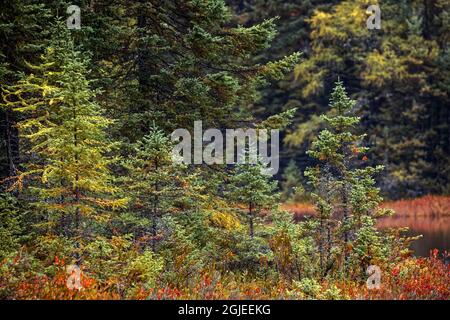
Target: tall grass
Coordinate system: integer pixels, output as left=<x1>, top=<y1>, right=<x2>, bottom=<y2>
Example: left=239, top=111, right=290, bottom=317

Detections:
left=283, top=195, right=450, bottom=220
left=381, top=195, right=450, bottom=217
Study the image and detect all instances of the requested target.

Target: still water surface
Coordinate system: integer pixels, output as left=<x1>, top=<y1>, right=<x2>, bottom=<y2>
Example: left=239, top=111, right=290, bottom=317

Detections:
left=378, top=216, right=450, bottom=257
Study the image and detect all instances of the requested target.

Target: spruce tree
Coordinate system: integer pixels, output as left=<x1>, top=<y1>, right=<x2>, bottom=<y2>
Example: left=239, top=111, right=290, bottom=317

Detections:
left=228, top=161, right=278, bottom=238
left=305, top=80, right=391, bottom=279
left=91, top=0, right=301, bottom=142
left=122, top=125, right=200, bottom=251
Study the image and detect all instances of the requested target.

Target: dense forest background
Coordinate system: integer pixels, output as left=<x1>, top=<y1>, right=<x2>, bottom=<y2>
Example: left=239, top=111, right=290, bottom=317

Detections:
left=0, top=0, right=449, bottom=300
left=1, top=0, right=449, bottom=198
left=229, top=0, right=450, bottom=199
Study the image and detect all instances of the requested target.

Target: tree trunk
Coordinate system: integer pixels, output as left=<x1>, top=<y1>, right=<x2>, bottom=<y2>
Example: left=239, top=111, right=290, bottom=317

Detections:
left=249, top=203, right=254, bottom=238
left=151, top=214, right=157, bottom=252
left=319, top=217, right=324, bottom=273
left=137, top=1, right=150, bottom=95
left=73, top=104, right=81, bottom=265
left=151, top=159, right=159, bottom=252
left=342, top=184, right=350, bottom=276
left=4, top=110, right=19, bottom=178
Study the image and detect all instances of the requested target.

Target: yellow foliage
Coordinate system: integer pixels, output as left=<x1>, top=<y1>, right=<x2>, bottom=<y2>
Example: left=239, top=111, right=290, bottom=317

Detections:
left=208, top=210, right=241, bottom=230
left=362, top=36, right=439, bottom=88
left=309, top=1, right=374, bottom=41
left=362, top=48, right=406, bottom=87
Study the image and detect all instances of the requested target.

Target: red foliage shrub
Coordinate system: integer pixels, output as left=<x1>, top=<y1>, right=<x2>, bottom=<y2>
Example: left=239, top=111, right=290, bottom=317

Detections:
left=337, top=250, right=450, bottom=300
left=7, top=252, right=449, bottom=300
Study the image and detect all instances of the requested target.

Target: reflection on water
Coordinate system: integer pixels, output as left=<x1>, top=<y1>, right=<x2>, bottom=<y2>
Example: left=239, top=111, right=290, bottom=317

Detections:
left=286, top=196, right=450, bottom=258
left=377, top=216, right=450, bottom=257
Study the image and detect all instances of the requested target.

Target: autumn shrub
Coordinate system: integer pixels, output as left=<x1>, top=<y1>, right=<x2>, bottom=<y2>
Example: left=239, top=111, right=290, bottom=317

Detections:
left=158, top=218, right=204, bottom=284
left=4, top=255, right=122, bottom=300
left=169, top=252, right=449, bottom=300
left=83, top=235, right=164, bottom=298
left=0, top=234, right=165, bottom=299
left=385, top=250, right=450, bottom=300
left=2, top=249, right=448, bottom=300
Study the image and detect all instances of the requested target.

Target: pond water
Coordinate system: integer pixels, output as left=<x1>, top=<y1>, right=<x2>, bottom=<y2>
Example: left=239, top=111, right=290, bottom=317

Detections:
left=377, top=216, right=450, bottom=257
left=287, top=198, right=450, bottom=258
